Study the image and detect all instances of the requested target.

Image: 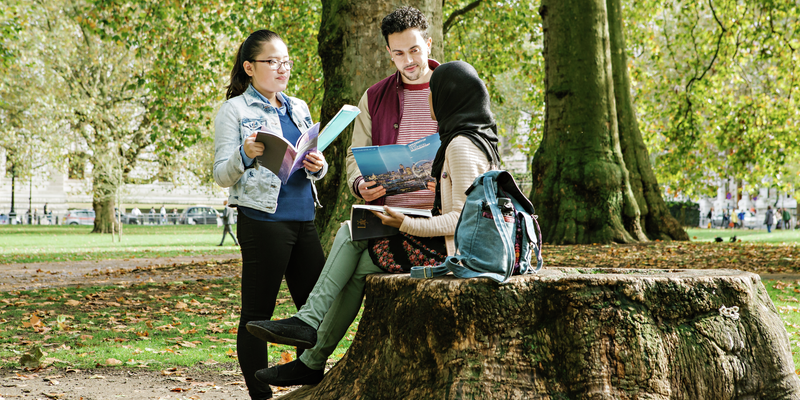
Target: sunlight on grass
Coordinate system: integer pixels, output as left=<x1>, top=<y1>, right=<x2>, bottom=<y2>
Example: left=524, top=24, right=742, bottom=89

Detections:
left=0, top=225, right=239, bottom=264
left=763, top=279, right=800, bottom=371
left=0, top=278, right=361, bottom=370
left=687, top=228, right=800, bottom=244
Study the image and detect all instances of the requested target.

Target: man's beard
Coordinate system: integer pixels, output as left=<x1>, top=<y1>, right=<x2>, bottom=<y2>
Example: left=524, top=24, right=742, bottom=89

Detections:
left=400, top=63, right=423, bottom=82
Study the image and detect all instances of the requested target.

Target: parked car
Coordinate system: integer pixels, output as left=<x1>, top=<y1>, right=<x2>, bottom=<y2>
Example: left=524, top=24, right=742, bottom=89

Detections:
left=65, top=209, right=95, bottom=225
left=178, top=206, right=219, bottom=225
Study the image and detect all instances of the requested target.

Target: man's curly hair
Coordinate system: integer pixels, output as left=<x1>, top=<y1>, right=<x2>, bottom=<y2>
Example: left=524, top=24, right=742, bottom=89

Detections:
left=380, top=7, right=429, bottom=46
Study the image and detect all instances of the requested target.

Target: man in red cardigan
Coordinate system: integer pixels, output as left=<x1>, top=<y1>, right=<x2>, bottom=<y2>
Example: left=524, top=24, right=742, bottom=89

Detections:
left=245, top=6, right=443, bottom=388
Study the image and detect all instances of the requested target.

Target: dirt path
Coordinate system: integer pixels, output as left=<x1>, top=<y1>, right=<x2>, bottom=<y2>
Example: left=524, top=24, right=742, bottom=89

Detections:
left=0, top=364, right=302, bottom=399
left=0, top=254, right=242, bottom=292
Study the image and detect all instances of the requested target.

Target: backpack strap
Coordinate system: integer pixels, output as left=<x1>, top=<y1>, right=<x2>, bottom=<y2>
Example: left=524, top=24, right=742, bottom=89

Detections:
left=410, top=265, right=449, bottom=279
left=521, top=212, right=544, bottom=272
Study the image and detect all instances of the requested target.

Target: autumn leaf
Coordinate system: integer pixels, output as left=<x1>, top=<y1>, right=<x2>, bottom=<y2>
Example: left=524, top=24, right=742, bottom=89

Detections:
left=19, top=345, right=45, bottom=368
left=279, top=351, right=294, bottom=365
left=106, top=358, right=123, bottom=366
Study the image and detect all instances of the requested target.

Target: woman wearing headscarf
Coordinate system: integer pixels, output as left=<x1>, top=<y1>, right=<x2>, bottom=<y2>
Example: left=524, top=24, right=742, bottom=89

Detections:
left=244, top=60, right=500, bottom=387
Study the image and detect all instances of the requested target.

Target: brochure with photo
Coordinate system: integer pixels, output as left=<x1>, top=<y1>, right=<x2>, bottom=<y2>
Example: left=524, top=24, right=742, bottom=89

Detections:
left=351, top=133, right=440, bottom=197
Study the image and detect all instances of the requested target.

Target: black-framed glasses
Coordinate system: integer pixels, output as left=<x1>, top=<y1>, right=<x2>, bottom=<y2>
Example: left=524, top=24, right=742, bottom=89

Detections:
left=251, top=59, right=294, bottom=71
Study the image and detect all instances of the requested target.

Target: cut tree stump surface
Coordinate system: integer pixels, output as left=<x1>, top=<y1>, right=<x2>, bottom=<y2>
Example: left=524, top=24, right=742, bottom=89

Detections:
left=283, top=268, right=800, bottom=400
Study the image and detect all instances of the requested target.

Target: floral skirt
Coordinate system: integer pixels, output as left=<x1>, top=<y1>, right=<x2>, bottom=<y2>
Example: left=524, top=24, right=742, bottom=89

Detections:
left=368, top=233, right=447, bottom=274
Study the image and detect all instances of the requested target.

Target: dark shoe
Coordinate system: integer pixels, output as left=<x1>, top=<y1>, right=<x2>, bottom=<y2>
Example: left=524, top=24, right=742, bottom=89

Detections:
left=254, top=359, right=323, bottom=387
left=246, top=317, right=317, bottom=349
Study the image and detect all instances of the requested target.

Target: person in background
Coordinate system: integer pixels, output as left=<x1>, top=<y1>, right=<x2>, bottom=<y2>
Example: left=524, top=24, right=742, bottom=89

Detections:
left=707, top=207, right=714, bottom=228
left=218, top=200, right=239, bottom=246
left=160, top=204, right=167, bottom=225
left=171, top=208, right=178, bottom=224
left=783, top=208, right=793, bottom=231
left=722, top=209, right=729, bottom=229
left=737, top=209, right=746, bottom=229
left=764, top=206, right=774, bottom=233
left=131, top=207, right=142, bottom=225
left=212, top=29, right=328, bottom=400
left=148, top=207, right=156, bottom=225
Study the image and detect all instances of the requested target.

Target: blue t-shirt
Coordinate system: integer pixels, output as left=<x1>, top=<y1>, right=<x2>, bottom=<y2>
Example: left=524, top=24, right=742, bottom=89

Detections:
left=238, top=91, right=314, bottom=222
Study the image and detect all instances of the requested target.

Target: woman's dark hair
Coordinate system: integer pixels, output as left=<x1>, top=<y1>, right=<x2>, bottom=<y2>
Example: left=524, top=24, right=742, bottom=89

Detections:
left=380, top=7, right=429, bottom=46
left=225, top=30, right=283, bottom=100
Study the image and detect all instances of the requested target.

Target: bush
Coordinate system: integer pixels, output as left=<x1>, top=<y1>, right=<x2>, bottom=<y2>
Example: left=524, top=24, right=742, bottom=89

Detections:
left=666, top=201, right=700, bottom=227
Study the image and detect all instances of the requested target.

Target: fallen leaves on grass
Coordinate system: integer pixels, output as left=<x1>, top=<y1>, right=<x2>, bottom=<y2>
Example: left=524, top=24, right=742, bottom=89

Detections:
left=544, top=242, right=800, bottom=273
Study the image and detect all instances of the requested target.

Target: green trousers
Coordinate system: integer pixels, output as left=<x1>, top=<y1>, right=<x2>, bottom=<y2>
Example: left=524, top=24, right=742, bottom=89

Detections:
left=297, top=223, right=383, bottom=370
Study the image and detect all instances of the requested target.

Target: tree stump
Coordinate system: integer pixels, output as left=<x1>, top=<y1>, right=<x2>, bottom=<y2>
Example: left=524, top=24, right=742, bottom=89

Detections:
left=281, top=269, right=800, bottom=399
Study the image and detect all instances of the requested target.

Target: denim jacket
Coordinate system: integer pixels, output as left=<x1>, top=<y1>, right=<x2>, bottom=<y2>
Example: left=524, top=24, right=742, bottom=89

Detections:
left=213, top=85, right=328, bottom=213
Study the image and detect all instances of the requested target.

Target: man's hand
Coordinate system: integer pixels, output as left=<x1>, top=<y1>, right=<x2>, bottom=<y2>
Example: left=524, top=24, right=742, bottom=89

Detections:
left=303, top=151, right=325, bottom=173
left=243, top=133, right=264, bottom=159
left=426, top=180, right=436, bottom=192
left=371, top=206, right=405, bottom=228
left=358, top=179, right=386, bottom=202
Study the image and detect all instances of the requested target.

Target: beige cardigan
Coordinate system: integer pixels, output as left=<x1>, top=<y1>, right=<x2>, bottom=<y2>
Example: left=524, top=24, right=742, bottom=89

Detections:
left=399, top=136, right=492, bottom=256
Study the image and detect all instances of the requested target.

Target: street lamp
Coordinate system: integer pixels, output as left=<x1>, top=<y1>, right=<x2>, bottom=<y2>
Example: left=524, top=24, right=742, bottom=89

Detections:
left=8, top=164, right=16, bottom=224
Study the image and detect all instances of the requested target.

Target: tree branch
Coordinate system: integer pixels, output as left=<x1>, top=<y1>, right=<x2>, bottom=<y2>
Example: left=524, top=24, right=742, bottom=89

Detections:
left=443, top=0, right=484, bottom=35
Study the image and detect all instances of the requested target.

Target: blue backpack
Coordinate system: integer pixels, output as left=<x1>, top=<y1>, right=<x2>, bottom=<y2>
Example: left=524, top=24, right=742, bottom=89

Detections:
left=411, top=170, right=543, bottom=283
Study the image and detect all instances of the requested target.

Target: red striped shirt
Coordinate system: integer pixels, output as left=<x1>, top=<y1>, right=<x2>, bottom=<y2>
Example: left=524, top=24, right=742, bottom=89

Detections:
left=385, top=83, right=438, bottom=210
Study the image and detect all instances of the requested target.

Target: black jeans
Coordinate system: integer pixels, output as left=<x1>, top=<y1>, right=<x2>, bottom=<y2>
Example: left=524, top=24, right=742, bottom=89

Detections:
left=236, top=213, right=325, bottom=400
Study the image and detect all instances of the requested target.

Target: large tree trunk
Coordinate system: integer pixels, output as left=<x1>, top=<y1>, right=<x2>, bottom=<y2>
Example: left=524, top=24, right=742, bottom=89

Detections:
left=91, top=162, right=118, bottom=234
left=282, top=269, right=800, bottom=399
left=606, top=0, right=688, bottom=242
left=531, top=0, right=647, bottom=244
left=314, top=0, right=443, bottom=252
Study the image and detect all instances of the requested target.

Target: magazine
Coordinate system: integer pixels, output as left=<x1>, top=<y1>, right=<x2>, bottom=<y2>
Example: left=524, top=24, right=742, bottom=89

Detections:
left=254, top=104, right=360, bottom=183
left=318, top=105, right=361, bottom=151
left=255, top=123, right=320, bottom=184
left=347, top=205, right=432, bottom=241
left=351, top=133, right=440, bottom=196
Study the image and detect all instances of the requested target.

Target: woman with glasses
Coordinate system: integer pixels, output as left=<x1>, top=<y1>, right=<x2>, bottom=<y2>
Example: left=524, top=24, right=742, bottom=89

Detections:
left=212, top=29, right=328, bottom=400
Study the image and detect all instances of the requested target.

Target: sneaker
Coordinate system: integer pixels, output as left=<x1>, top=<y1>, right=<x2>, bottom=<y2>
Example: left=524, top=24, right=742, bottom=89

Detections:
left=246, top=317, right=317, bottom=349
left=254, top=359, right=323, bottom=387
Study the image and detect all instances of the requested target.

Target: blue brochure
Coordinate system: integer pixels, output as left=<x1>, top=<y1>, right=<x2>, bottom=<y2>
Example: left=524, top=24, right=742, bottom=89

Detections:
left=318, top=105, right=360, bottom=152
left=352, top=133, right=440, bottom=196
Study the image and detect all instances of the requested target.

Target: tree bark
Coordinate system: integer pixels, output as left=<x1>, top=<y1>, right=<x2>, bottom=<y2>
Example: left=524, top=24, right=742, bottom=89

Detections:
left=314, top=0, right=443, bottom=252
left=91, top=161, right=118, bottom=234
left=531, top=0, right=647, bottom=244
left=282, top=269, right=800, bottom=399
left=606, top=0, right=688, bottom=242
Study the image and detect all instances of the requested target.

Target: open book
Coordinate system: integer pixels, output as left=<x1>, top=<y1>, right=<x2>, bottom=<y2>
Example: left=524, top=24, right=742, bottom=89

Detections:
left=351, top=133, right=440, bottom=196
left=255, top=123, right=320, bottom=184
left=254, top=104, right=360, bottom=183
left=347, top=205, right=432, bottom=241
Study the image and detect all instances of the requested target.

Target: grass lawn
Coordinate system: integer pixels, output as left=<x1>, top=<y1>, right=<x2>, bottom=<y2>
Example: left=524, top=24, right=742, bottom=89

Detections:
left=0, top=225, right=239, bottom=264
left=0, top=278, right=361, bottom=371
left=687, top=228, right=800, bottom=244
left=763, top=279, right=800, bottom=371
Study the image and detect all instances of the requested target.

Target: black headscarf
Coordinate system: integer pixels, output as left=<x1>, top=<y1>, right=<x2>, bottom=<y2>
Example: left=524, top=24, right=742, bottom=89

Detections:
left=429, top=61, right=501, bottom=213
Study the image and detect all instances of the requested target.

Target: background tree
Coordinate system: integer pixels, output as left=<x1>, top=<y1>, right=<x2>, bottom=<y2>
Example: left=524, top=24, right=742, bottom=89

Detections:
left=625, top=0, right=800, bottom=199
left=83, top=0, right=324, bottom=189
left=531, top=0, right=681, bottom=244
